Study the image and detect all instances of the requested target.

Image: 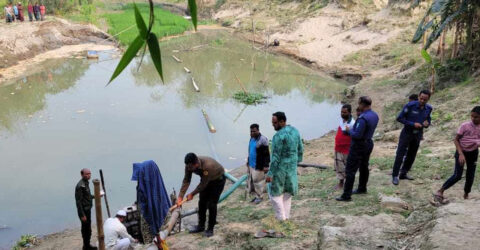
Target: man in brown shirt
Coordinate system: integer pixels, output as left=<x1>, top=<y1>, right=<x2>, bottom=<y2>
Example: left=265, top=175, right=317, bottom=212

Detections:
left=177, top=153, right=226, bottom=237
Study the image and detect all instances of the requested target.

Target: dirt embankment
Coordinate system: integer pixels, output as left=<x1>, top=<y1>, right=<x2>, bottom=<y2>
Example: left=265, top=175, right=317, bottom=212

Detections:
left=0, top=17, right=116, bottom=83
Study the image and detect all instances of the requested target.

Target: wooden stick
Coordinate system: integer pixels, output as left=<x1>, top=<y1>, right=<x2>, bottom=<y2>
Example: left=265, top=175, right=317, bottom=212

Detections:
left=168, top=199, right=188, bottom=213
left=99, top=170, right=111, bottom=218
left=191, top=77, right=200, bottom=92
left=184, top=67, right=191, bottom=73
left=233, top=73, right=248, bottom=94
left=202, top=109, right=216, bottom=133
left=172, top=55, right=182, bottom=63
left=93, top=179, right=105, bottom=250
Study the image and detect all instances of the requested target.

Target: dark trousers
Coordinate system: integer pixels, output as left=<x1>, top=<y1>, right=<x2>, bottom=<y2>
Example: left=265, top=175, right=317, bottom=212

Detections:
left=28, top=12, right=33, bottom=21
left=392, top=129, right=421, bottom=177
left=198, top=176, right=226, bottom=230
left=80, top=210, right=92, bottom=248
left=342, top=140, right=374, bottom=199
left=442, top=149, right=478, bottom=194
left=34, top=11, right=40, bottom=21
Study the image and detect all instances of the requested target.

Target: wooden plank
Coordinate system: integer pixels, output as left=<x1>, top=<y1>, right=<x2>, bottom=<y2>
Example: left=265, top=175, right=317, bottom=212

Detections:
left=192, top=77, right=200, bottom=92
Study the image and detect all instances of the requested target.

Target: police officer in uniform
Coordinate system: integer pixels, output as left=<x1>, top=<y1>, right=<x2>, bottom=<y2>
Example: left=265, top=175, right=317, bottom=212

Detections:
left=392, top=90, right=433, bottom=185
left=75, top=168, right=97, bottom=250
left=177, top=153, right=226, bottom=237
left=336, top=96, right=379, bottom=202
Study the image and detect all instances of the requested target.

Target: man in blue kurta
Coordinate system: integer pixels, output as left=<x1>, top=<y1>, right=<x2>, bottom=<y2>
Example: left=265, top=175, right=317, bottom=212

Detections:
left=266, top=112, right=303, bottom=220
left=336, top=96, right=379, bottom=202
left=392, top=90, right=432, bottom=185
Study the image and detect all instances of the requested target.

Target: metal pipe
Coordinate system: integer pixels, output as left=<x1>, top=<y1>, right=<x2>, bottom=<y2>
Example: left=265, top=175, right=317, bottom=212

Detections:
left=297, top=163, right=329, bottom=169
left=93, top=179, right=105, bottom=250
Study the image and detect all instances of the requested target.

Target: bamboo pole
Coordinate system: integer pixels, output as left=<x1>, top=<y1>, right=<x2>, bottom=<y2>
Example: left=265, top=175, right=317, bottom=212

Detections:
left=99, top=170, right=111, bottom=218
left=201, top=109, right=216, bottom=133
left=233, top=73, right=248, bottom=94
left=191, top=77, right=200, bottom=92
left=172, top=55, right=182, bottom=63
left=93, top=179, right=105, bottom=250
left=184, top=67, right=191, bottom=73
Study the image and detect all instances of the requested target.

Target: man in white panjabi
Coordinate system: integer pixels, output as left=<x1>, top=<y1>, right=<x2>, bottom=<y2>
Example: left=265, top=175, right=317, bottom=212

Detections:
left=104, top=210, right=138, bottom=250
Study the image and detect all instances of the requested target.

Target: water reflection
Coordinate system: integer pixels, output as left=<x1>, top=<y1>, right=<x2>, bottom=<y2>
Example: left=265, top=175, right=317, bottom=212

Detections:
left=0, top=59, right=90, bottom=132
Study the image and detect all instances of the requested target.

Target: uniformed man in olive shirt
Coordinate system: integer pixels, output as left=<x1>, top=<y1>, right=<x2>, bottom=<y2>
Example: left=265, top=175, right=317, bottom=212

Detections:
left=75, top=168, right=97, bottom=250
left=177, top=153, right=226, bottom=237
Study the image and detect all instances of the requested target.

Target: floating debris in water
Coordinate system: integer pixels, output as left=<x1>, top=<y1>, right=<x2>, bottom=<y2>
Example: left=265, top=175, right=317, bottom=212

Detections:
left=232, top=92, right=267, bottom=105
left=228, top=157, right=237, bottom=160
left=76, top=109, right=86, bottom=114
left=10, top=92, right=15, bottom=95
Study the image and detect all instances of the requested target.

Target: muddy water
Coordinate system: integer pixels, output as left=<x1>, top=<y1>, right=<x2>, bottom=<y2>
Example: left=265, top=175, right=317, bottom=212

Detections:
left=0, top=30, right=345, bottom=247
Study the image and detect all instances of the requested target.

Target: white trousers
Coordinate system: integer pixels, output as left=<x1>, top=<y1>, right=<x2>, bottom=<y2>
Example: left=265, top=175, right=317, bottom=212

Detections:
left=269, top=193, right=292, bottom=221
left=113, top=238, right=131, bottom=250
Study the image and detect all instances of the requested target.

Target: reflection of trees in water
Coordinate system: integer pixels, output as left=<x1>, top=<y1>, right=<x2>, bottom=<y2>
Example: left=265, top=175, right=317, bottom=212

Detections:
left=130, top=30, right=344, bottom=107
left=0, top=59, right=90, bottom=131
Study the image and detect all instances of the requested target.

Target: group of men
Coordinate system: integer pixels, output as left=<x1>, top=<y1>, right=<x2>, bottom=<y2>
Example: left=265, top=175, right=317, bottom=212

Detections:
left=75, top=168, right=138, bottom=250
left=75, top=89, right=480, bottom=248
left=332, top=91, right=434, bottom=201
left=4, top=2, right=45, bottom=23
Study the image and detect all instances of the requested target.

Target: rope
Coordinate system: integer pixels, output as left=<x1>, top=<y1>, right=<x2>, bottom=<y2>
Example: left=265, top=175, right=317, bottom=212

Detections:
left=97, top=24, right=137, bottom=45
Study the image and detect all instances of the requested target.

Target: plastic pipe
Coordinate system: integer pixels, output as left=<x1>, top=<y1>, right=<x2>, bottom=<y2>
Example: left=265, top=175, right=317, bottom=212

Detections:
left=219, top=174, right=247, bottom=203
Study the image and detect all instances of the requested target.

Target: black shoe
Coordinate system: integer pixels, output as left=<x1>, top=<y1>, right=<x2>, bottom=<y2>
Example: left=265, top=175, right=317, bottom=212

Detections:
left=400, top=174, right=414, bottom=180
left=352, top=189, right=367, bottom=195
left=335, top=196, right=352, bottom=202
left=83, top=245, right=97, bottom=250
left=250, top=197, right=257, bottom=203
left=392, top=176, right=399, bottom=185
left=189, top=225, right=205, bottom=234
left=204, top=229, right=214, bottom=237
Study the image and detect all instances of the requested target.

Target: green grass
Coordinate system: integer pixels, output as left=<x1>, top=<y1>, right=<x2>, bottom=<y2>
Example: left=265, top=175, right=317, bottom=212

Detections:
left=12, top=234, right=37, bottom=250
left=103, top=3, right=192, bottom=45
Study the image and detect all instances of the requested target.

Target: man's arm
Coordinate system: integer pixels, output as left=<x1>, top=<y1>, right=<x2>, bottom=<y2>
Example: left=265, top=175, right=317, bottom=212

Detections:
left=118, top=223, right=136, bottom=243
left=267, top=134, right=284, bottom=177
left=178, top=168, right=192, bottom=198
left=190, top=175, right=209, bottom=196
left=75, top=186, right=85, bottom=218
left=297, top=135, right=304, bottom=163
left=424, top=107, right=432, bottom=128
left=350, top=118, right=367, bottom=140
left=454, top=133, right=466, bottom=165
left=397, top=104, right=415, bottom=127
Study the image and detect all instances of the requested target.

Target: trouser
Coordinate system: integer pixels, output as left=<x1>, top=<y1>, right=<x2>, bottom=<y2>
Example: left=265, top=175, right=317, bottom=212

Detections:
left=41, top=13, right=45, bottom=21
left=269, top=193, right=292, bottom=221
left=6, top=15, right=13, bottom=23
left=28, top=12, right=33, bottom=21
left=334, top=151, right=348, bottom=181
left=392, top=129, right=421, bottom=177
left=112, top=238, right=131, bottom=250
left=247, top=166, right=265, bottom=199
left=198, top=176, right=226, bottom=230
left=80, top=210, right=92, bottom=248
left=442, top=149, right=478, bottom=194
left=34, top=11, right=39, bottom=21
left=342, top=140, right=374, bottom=199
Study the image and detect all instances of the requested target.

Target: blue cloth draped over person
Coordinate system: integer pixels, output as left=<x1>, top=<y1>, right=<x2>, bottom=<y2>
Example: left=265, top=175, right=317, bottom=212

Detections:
left=131, top=160, right=171, bottom=235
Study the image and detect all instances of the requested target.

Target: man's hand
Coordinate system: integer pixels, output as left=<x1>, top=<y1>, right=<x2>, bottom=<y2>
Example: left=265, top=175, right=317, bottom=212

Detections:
left=134, top=239, right=139, bottom=243
left=265, top=176, right=272, bottom=183
left=414, top=123, right=423, bottom=129
left=458, top=154, right=466, bottom=166
left=423, top=120, right=430, bottom=127
left=345, top=125, right=350, bottom=132
left=81, top=216, right=87, bottom=222
left=187, top=193, right=194, bottom=201
left=263, top=167, right=269, bottom=173
left=176, top=197, right=183, bottom=207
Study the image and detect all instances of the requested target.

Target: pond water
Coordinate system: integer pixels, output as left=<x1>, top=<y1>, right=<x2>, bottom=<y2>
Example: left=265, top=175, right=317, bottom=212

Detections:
left=0, top=30, right=346, bottom=247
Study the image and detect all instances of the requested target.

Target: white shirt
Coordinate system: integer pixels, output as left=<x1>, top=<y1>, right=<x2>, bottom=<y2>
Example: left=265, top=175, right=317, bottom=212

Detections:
left=339, top=117, right=355, bottom=132
left=103, top=217, right=135, bottom=248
